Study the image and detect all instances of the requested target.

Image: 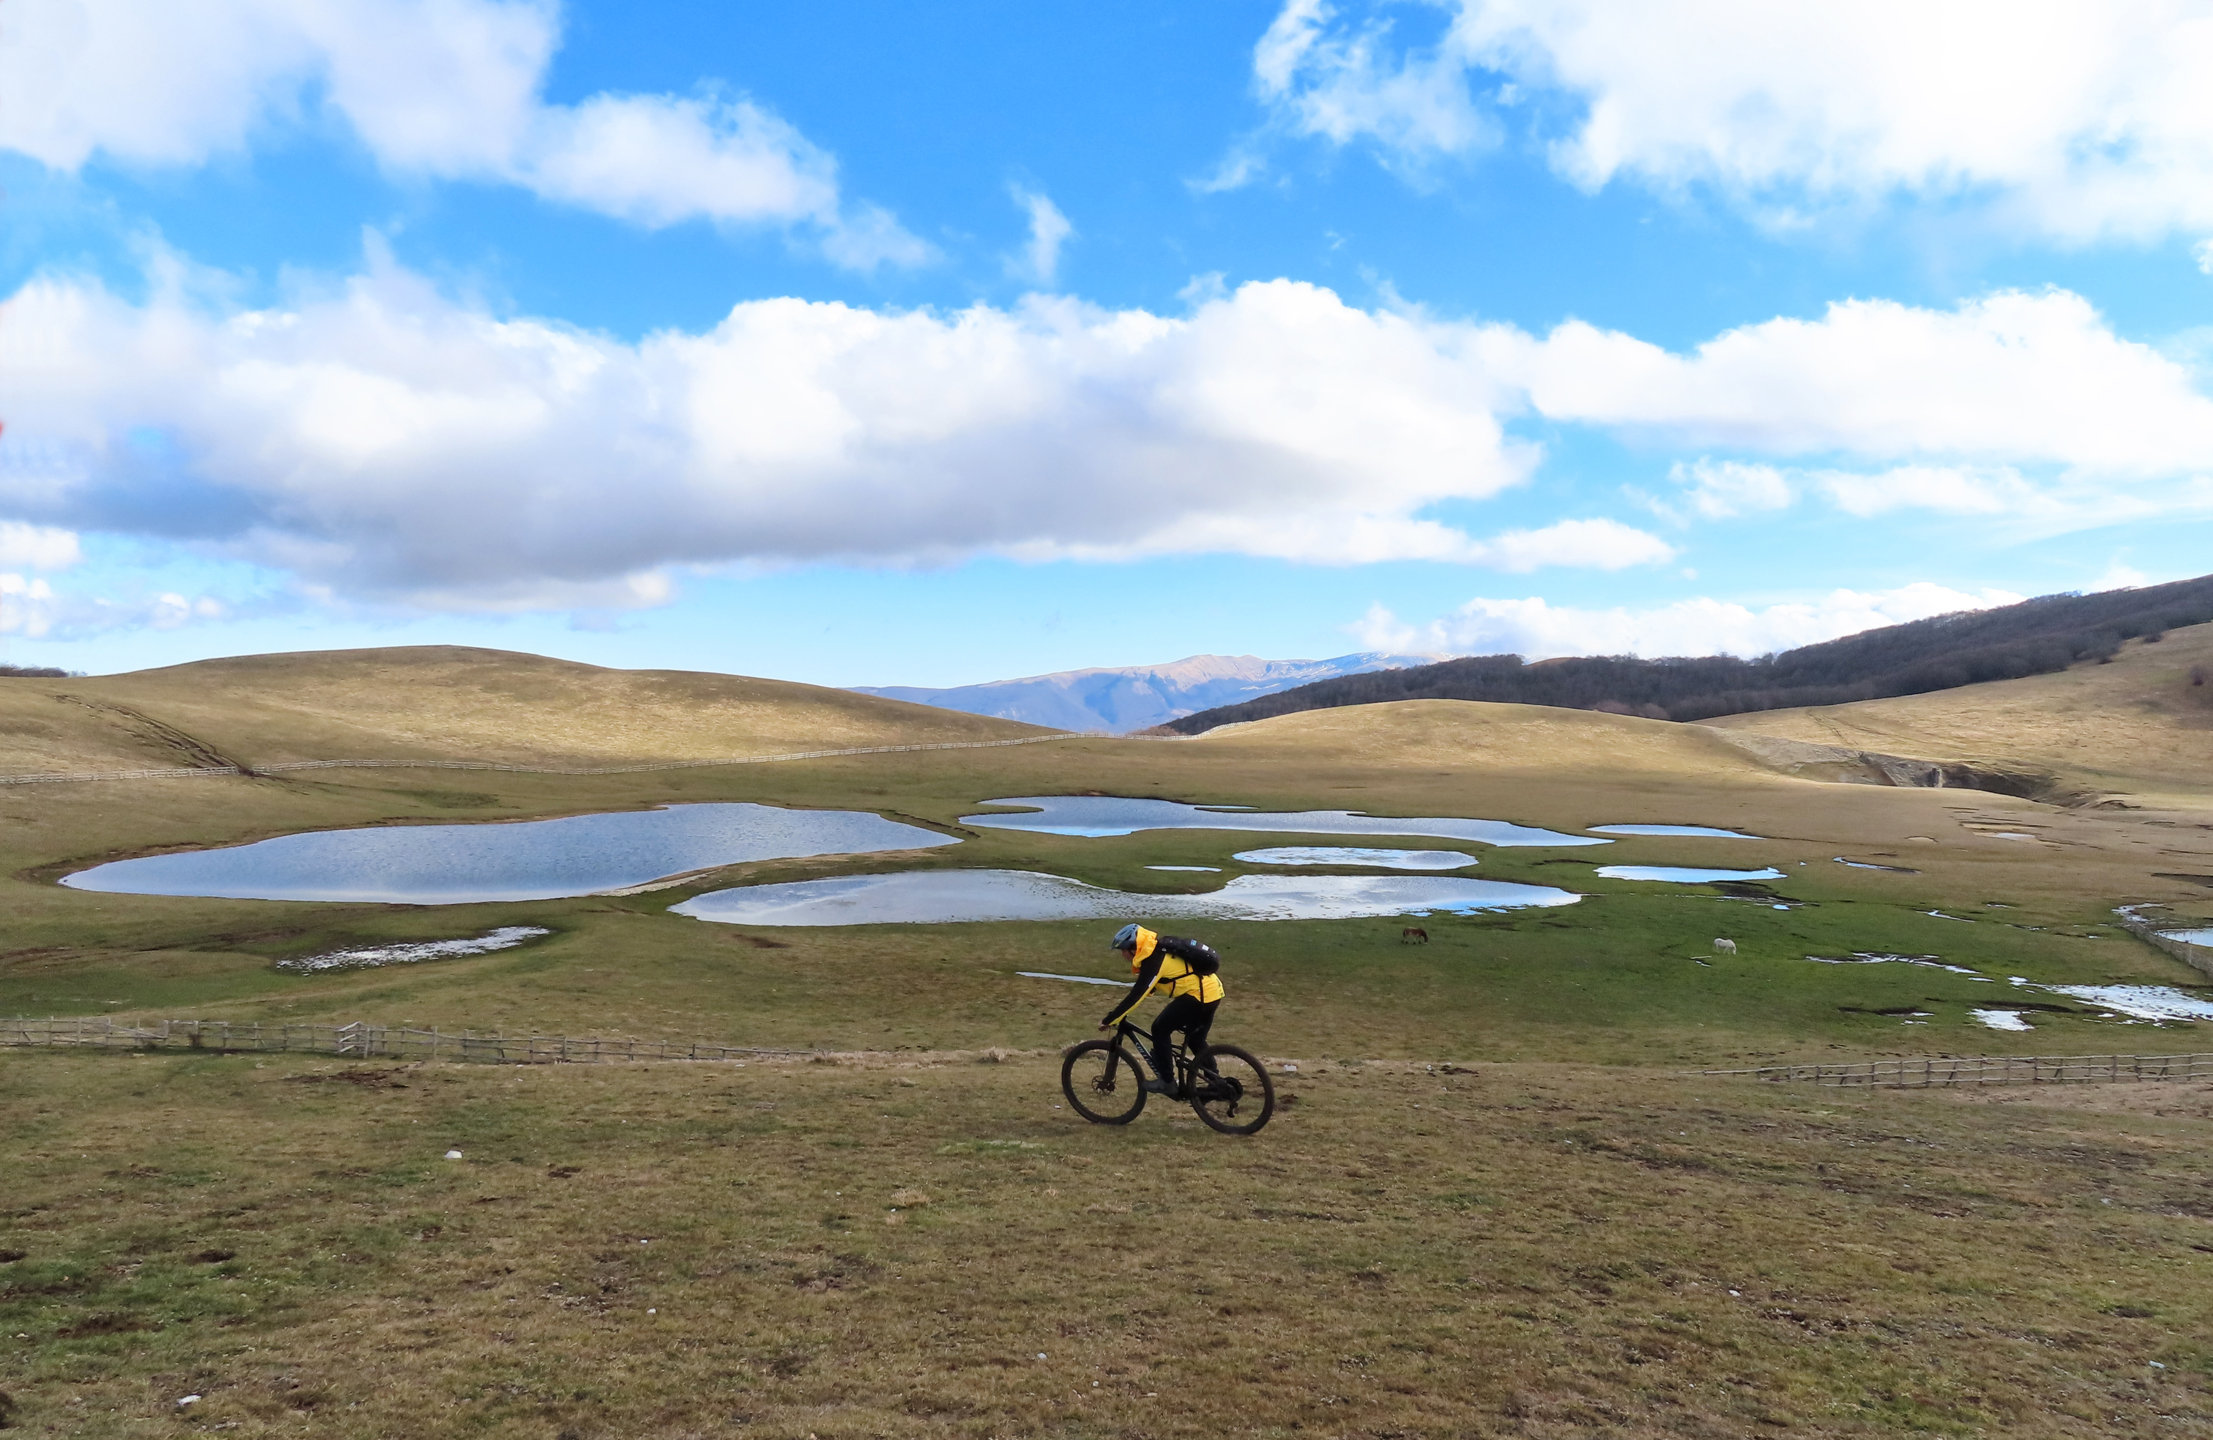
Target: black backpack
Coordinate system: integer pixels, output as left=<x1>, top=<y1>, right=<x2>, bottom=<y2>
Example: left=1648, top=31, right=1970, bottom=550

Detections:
left=1158, top=936, right=1221, bottom=976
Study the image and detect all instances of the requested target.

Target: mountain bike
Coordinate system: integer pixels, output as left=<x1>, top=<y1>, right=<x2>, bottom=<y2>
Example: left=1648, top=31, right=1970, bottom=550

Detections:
left=1060, top=1017, right=1275, bottom=1135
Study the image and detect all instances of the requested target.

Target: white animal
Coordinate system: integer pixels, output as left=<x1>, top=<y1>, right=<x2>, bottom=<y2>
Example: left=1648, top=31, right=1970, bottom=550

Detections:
left=1713, top=938, right=1738, bottom=955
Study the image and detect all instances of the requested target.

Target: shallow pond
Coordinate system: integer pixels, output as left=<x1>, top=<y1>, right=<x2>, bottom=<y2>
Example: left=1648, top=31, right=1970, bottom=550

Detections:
left=672, top=869, right=1580, bottom=927
left=2162, top=927, right=2213, bottom=946
left=1231, top=846, right=1476, bottom=870
left=1971, top=1008, right=2035, bottom=1031
left=963, top=796, right=1604, bottom=847
left=63, top=804, right=956, bottom=904
left=1588, top=824, right=1759, bottom=838
left=1594, top=865, right=1786, bottom=884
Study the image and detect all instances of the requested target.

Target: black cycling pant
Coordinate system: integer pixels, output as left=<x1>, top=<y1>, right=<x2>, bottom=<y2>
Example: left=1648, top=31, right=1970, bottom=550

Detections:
left=1152, top=995, right=1218, bottom=1090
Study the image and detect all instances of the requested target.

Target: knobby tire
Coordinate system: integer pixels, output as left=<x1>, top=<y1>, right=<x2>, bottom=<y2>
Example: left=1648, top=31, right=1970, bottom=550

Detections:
left=1062, top=1039, right=1147, bottom=1125
left=1189, top=1043, right=1275, bottom=1135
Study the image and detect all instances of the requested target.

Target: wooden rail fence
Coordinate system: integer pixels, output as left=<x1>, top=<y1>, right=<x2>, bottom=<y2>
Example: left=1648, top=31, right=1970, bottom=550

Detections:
left=0, top=1017, right=806, bottom=1064
left=2114, top=907, right=2213, bottom=982
left=1700, top=1052, right=2213, bottom=1087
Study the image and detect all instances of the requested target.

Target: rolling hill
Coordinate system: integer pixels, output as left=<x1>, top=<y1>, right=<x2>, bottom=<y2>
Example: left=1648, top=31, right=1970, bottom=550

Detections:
left=0, top=645, right=1050, bottom=778
left=1710, top=621, right=2213, bottom=806
left=1165, top=574, right=2213, bottom=735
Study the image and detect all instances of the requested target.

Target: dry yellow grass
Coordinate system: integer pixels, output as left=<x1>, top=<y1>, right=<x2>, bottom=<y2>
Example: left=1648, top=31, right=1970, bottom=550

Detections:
left=1196, top=697, right=1788, bottom=784
left=0, top=647, right=1046, bottom=776
left=3, top=1050, right=2209, bottom=1439
left=1711, top=621, right=2213, bottom=807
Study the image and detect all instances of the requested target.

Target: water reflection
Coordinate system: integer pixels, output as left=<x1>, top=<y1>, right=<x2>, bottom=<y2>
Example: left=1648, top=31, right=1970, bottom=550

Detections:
left=1588, top=824, right=1759, bottom=838
left=1232, top=846, right=1476, bottom=870
left=964, top=795, right=1603, bottom=847
left=673, top=869, right=1580, bottom=926
left=1594, top=865, right=1786, bottom=883
left=63, top=804, right=956, bottom=904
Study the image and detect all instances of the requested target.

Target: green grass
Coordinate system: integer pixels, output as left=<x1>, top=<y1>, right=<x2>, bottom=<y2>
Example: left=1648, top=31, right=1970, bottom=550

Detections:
left=6, top=722, right=2213, bottom=1434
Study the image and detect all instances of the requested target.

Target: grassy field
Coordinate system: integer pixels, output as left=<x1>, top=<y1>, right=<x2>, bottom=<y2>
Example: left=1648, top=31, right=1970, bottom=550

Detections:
left=6, top=647, right=2213, bottom=1434
left=4, top=1050, right=2210, bottom=1438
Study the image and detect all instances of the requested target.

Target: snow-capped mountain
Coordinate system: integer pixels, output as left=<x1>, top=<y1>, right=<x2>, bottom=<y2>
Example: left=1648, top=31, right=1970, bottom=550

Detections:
left=853, top=652, right=1439, bottom=733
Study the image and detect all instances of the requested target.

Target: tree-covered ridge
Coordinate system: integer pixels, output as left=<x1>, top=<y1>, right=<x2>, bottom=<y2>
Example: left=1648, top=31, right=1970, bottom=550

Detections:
left=1166, top=574, right=2213, bottom=734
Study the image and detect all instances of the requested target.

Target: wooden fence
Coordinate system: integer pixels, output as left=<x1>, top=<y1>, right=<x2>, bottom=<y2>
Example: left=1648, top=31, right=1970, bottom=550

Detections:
left=0, top=1017, right=804, bottom=1064
left=2114, top=906, right=2213, bottom=982
left=1700, top=1052, right=2213, bottom=1088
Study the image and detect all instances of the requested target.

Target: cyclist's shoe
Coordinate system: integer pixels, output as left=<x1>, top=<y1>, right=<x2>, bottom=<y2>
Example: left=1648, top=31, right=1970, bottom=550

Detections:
left=1141, top=1078, right=1175, bottom=1095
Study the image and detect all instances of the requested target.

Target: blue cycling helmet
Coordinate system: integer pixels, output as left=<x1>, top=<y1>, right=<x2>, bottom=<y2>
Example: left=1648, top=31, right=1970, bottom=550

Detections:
left=1110, top=923, right=1140, bottom=951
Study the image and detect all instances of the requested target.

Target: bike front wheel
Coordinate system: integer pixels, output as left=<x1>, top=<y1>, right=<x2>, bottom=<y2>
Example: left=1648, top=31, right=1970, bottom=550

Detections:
left=1190, top=1043, right=1275, bottom=1135
left=1062, top=1040, right=1147, bottom=1125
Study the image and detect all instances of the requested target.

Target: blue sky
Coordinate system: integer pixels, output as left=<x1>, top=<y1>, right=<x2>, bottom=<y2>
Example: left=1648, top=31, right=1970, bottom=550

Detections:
left=5, top=0, right=2213, bottom=684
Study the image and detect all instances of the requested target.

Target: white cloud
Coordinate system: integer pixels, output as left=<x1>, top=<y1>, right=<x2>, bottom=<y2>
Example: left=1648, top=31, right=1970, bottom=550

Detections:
left=1009, top=187, right=1075, bottom=286
left=1462, top=518, right=1673, bottom=572
left=0, top=573, right=59, bottom=637
left=1668, top=458, right=1792, bottom=519
left=6, top=255, right=2208, bottom=614
left=0, top=266, right=1562, bottom=604
left=1506, top=290, right=2213, bottom=475
left=0, top=573, right=226, bottom=639
left=1253, top=0, right=1493, bottom=162
left=2196, top=239, right=2213, bottom=276
left=0, top=521, right=80, bottom=570
left=1353, top=583, right=2026, bottom=661
left=1250, top=0, right=2213, bottom=243
left=0, top=0, right=922, bottom=267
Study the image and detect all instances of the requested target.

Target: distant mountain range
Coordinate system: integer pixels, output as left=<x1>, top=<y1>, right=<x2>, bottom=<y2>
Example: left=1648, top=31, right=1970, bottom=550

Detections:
left=853, top=652, right=1438, bottom=733
left=1165, top=574, right=2213, bottom=735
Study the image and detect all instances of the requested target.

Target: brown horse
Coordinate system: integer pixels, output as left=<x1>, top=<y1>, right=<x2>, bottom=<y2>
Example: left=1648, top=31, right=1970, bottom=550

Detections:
left=1401, top=926, right=1429, bottom=944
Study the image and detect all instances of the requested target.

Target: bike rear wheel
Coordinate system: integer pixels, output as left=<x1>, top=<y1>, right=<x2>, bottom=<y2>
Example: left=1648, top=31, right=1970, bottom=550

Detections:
left=1062, top=1040, right=1147, bottom=1124
left=1189, top=1043, right=1275, bottom=1135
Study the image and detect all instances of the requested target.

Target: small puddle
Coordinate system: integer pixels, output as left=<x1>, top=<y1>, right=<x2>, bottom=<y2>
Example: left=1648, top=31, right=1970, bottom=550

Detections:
left=1807, top=952, right=1987, bottom=977
left=62, top=804, right=956, bottom=904
left=1971, top=1009, right=2035, bottom=1031
left=2160, top=927, right=2213, bottom=946
left=1588, top=824, right=1760, bottom=838
left=963, top=796, right=1605, bottom=847
left=1594, top=866, right=1786, bottom=883
left=672, top=869, right=1580, bottom=927
left=1145, top=865, right=1221, bottom=872
left=1835, top=857, right=1919, bottom=873
left=1016, top=971, right=1126, bottom=987
left=277, top=926, right=551, bottom=973
left=1231, top=846, right=1477, bottom=870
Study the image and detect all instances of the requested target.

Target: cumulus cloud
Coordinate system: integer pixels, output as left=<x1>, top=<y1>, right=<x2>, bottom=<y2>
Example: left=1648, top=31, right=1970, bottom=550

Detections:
left=0, top=264, right=1580, bottom=605
left=5, top=255, right=2207, bottom=613
left=0, top=521, right=81, bottom=570
left=1009, top=187, right=1075, bottom=286
left=1668, top=459, right=1792, bottom=519
left=1505, top=289, right=2213, bottom=475
left=1250, top=0, right=2213, bottom=242
left=0, top=0, right=923, bottom=267
left=0, top=574, right=226, bottom=639
left=1353, top=583, right=2027, bottom=661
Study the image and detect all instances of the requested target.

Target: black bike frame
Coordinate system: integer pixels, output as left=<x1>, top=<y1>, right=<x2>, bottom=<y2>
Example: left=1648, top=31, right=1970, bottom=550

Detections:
left=1112, top=1017, right=1203, bottom=1090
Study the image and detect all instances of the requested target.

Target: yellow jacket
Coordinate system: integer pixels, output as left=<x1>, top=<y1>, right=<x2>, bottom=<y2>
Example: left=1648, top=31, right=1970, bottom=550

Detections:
left=1101, top=926, right=1224, bottom=1026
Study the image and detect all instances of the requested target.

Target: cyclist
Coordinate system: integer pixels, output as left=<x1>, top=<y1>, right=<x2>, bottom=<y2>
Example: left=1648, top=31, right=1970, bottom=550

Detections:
left=1100, top=923, right=1223, bottom=1096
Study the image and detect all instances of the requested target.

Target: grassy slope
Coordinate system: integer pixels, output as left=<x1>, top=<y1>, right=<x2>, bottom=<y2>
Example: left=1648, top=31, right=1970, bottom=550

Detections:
left=6, top=655, right=2213, bottom=1435
left=1710, top=622, right=2213, bottom=807
left=0, top=645, right=1045, bottom=775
